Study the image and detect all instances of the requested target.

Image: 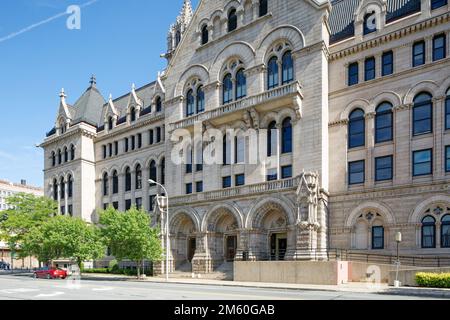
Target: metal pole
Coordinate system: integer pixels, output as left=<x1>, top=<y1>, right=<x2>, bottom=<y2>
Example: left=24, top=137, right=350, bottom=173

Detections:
left=395, top=241, right=400, bottom=284
left=166, top=200, right=169, bottom=282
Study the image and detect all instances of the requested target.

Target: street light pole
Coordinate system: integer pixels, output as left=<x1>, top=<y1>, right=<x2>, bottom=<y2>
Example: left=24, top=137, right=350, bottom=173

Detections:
left=149, top=179, right=169, bottom=282
left=394, top=232, right=402, bottom=288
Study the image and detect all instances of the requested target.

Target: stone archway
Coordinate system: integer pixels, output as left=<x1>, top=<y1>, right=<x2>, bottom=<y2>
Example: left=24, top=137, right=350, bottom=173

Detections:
left=170, top=212, right=198, bottom=270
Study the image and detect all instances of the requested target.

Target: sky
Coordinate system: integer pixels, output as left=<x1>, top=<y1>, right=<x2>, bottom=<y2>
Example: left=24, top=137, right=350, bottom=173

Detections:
left=0, top=0, right=199, bottom=187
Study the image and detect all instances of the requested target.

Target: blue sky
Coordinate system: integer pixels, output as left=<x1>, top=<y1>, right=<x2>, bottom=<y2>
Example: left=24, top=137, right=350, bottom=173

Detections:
left=0, top=0, right=199, bottom=187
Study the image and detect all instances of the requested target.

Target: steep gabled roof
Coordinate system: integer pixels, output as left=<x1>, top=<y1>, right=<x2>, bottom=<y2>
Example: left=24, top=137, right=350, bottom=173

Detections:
left=71, top=78, right=106, bottom=127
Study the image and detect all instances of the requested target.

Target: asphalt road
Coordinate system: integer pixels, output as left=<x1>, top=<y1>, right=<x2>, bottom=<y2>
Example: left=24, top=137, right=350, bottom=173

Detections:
left=0, top=275, right=441, bottom=300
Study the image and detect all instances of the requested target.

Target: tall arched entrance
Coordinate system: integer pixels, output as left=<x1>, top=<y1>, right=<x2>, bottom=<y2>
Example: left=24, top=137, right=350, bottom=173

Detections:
left=170, top=212, right=198, bottom=271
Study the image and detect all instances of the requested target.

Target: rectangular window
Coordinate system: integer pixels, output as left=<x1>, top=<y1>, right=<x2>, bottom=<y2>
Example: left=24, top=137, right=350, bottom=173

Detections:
left=372, top=226, right=384, bottom=250
left=446, top=146, right=450, bottom=173
left=114, top=141, right=119, bottom=156
left=61, top=206, right=65, bottom=215
left=413, top=41, right=425, bottom=67
left=108, top=143, right=113, bottom=157
left=222, top=176, right=232, bottom=189
left=137, top=133, right=142, bottom=149
left=149, top=195, right=156, bottom=212
left=267, top=172, right=278, bottom=181
left=349, top=160, right=365, bottom=185
left=446, top=97, right=450, bottom=130
left=124, top=138, right=129, bottom=152
left=186, top=183, right=193, bottom=195
left=433, top=34, right=446, bottom=61
left=112, top=202, right=119, bottom=210
left=375, top=156, right=393, bottom=182
left=413, top=149, right=433, bottom=176
left=135, top=197, right=142, bottom=210
left=103, top=203, right=108, bottom=210
left=431, top=0, right=448, bottom=9
left=235, top=174, right=245, bottom=186
left=103, top=145, right=107, bottom=159
left=196, top=181, right=203, bottom=193
left=382, top=51, right=393, bottom=76
left=281, top=165, right=293, bottom=179
left=364, top=57, right=376, bottom=81
left=125, top=199, right=132, bottom=211
left=156, top=128, right=161, bottom=143
left=68, top=205, right=73, bottom=217
left=149, top=130, right=154, bottom=145
left=131, top=136, right=136, bottom=150
left=348, top=62, right=359, bottom=86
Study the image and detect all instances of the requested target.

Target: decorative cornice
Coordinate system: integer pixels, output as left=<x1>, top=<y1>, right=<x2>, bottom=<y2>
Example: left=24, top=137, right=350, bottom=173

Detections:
left=328, top=119, right=348, bottom=128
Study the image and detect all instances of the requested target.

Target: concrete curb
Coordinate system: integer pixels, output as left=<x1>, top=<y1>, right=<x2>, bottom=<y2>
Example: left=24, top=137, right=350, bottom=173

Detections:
left=384, top=287, right=450, bottom=299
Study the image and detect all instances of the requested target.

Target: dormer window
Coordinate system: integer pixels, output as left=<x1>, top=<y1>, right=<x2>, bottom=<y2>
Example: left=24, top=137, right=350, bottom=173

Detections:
left=108, top=116, right=114, bottom=130
left=201, top=25, right=209, bottom=45
left=228, top=9, right=237, bottom=32
left=156, top=97, right=162, bottom=112
left=363, top=12, right=376, bottom=35
left=130, top=107, right=136, bottom=122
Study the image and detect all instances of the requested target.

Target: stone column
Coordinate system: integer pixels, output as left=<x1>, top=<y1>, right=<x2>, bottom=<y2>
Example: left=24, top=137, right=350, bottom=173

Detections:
left=192, top=232, right=212, bottom=273
left=57, top=182, right=61, bottom=215
left=131, top=169, right=136, bottom=205
left=119, top=173, right=125, bottom=211
left=234, top=229, right=249, bottom=261
left=64, top=179, right=68, bottom=215
left=142, top=168, right=149, bottom=212
left=365, top=112, right=375, bottom=188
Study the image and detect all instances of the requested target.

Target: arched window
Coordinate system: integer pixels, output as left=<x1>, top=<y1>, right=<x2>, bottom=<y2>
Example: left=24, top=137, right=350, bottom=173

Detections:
left=70, top=145, right=75, bottom=161
left=108, top=117, right=113, bottom=131
left=235, top=69, right=247, bottom=100
left=130, top=107, right=136, bottom=122
left=125, top=167, right=131, bottom=192
left=51, top=152, right=56, bottom=167
left=267, top=121, right=277, bottom=157
left=197, top=86, right=205, bottom=113
left=160, top=158, right=166, bottom=185
left=223, top=74, right=233, bottom=104
left=68, top=175, right=73, bottom=198
left=282, top=51, right=294, bottom=84
left=445, top=88, right=450, bottom=130
left=228, top=9, right=237, bottom=32
left=58, top=149, right=62, bottom=165
left=375, top=102, right=393, bottom=143
left=156, top=97, right=162, bottom=113
left=53, top=179, right=58, bottom=201
left=348, top=109, right=365, bottom=149
left=103, top=173, right=109, bottom=196
left=259, top=0, right=268, bottom=17
left=112, top=171, right=118, bottom=194
left=186, top=89, right=195, bottom=116
left=281, top=118, right=293, bottom=154
left=135, top=164, right=142, bottom=190
left=149, top=161, right=157, bottom=187
left=422, top=216, right=436, bottom=248
left=60, top=177, right=65, bottom=199
left=64, top=147, right=68, bottom=163
left=175, top=30, right=181, bottom=46
left=413, top=92, right=433, bottom=136
left=267, top=57, right=279, bottom=90
left=363, top=12, right=376, bottom=35
left=201, top=25, right=209, bottom=45
left=442, top=215, right=450, bottom=248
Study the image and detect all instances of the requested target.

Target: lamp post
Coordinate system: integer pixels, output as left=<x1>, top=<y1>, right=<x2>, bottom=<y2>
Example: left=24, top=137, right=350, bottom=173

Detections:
left=394, top=231, right=402, bottom=288
left=149, top=179, right=169, bottom=282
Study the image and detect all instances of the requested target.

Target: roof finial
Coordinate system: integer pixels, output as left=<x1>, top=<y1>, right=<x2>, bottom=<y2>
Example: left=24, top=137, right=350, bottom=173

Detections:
left=109, top=93, right=113, bottom=101
left=132, top=83, right=136, bottom=91
left=59, top=88, right=66, bottom=99
left=90, top=74, right=97, bottom=87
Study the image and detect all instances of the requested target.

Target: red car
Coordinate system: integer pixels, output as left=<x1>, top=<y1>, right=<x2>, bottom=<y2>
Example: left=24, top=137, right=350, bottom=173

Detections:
left=33, top=267, right=67, bottom=280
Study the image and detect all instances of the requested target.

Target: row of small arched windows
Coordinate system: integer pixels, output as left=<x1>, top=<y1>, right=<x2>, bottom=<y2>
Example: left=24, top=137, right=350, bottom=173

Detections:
left=421, top=215, right=450, bottom=248
left=52, top=176, right=73, bottom=201
left=51, top=145, right=75, bottom=167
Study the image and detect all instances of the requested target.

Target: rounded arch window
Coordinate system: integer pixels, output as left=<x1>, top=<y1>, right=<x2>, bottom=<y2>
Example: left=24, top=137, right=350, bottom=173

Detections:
left=64, top=147, right=68, bottom=163
left=112, top=171, right=119, bottom=194
left=135, top=164, right=142, bottom=190
left=103, top=172, right=109, bottom=196
left=235, top=69, right=247, bottom=100
left=70, top=145, right=75, bottom=161
left=60, top=177, right=65, bottom=199
left=363, top=12, right=376, bottom=35
left=149, top=161, right=157, bottom=185
left=375, top=102, right=393, bottom=143
left=108, top=116, right=113, bottom=130
left=201, top=25, right=209, bottom=45
left=267, top=56, right=279, bottom=90
left=413, top=92, right=433, bottom=136
left=196, top=86, right=205, bottom=113
left=228, top=9, right=237, bottom=32
left=348, top=109, right=365, bottom=149
left=281, top=117, right=292, bottom=154
left=125, top=167, right=131, bottom=192
left=422, top=215, right=436, bottom=248
left=441, top=215, right=450, bottom=248
left=130, top=107, right=136, bottom=122
left=223, top=73, right=233, bottom=104
left=68, top=175, right=73, bottom=198
left=53, top=179, right=58, bottom=200
left=58, top=149, right=62, bottom=165
left=186, top=89, right=195, bottom=117
left=282, top=51, right=294, bottom=84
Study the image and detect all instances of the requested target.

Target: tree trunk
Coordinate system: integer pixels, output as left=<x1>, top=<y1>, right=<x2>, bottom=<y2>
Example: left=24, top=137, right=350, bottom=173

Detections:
left=136, top=261, right=141, bottom=279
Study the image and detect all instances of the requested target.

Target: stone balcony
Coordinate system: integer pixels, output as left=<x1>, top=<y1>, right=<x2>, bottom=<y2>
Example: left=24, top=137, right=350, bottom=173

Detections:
left=169, top=81, right=303, bottom=131
left=170, top=176, right=300, bottom=207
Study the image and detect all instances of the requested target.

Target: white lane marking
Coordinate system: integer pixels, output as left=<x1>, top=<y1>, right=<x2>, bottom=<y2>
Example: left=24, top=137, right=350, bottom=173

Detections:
left=9, top=288, right=40, bottom=293
left=35, top=292, right=65, bottom=298
left=92, top=287, right=114, bottom=291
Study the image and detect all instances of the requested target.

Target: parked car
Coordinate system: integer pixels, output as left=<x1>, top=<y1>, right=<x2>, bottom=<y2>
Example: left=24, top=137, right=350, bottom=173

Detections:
left=33, top=267, right=67, bottom=279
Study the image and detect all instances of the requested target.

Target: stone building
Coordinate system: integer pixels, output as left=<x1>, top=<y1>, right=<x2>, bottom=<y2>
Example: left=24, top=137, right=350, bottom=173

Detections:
left=40, top=0, right=450, bottom=274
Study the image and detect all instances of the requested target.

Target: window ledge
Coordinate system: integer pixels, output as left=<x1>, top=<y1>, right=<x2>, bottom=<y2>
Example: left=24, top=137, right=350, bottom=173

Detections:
left=412, top=133, right=433, bottom=140
left=374, top=141, right=394, bottom=147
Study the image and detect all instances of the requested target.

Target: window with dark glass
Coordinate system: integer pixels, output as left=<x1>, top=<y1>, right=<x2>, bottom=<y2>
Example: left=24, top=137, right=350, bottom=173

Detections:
left=130, top=107, right=136, bottom=122
left=186, top=146, right=193, bottom=174
left=349, top=160, right=365, bottom=185
left=228, top=9, right=237, bottom=32
left=282, top=51, right=294, bottom=84
left=70, top=145, right=75, bottom=160
left=446, top=89, right=450, bottom=129
left=125, top=167, right=131, bottom=192
left=68, top=205, right=73, bottom=217
left=375, top=156, right=393, bottom=182
left=413, top=149, right=433, bottom=176
left=197, top=86, right=205, bottom=113
left=235, top=174, right=245, bottom=186
left=348, top=62, right=359, bottom=86
left=201, top=25, right=209, bottom=45
left=131, top=136, right=135, bottom=150
left=64, top=147, right=68, bottom=162
left=135, top=164, right=142, bottom=190
left=60, top=178, right=65, bottom=199
left=223, top=74, right=233, bottom=104
left=268, top=57, right=279, bottom=89
left=223, top=134, right=231, bottom=165
left=259, top=0, right=268, bottom=16
left=222, top=176, right=232, bottom=188
left=52, top=152, right=56, bottom=167
left=441, top=215, right=450, bottom=248
left=372, top=226, right=384, bottom=249
left=413, top=92, right=433, bottom=135
left=161, top=158, right=166, bottom=185
left=433, top=34, right=446, bottom=61
left=156, top=97, right=162, bottom=112
left=137, top=134, right=142, bottom=149
left=364, top=57, right=376, bottom=81
left=112, top=201, right=119, bottom=210
left=53, top=180, right=58, bottom=201
left=102, top=146, right=106, bottom=159
left=114, top=141, right=118, bottom=156
left=108, top=143, right=112, bottom=157
left=124, top=138, right=129, bottom=152
left=186, top=89, right=195, bottom=116
left=267, top=171, right=278, bottom=181
left=125, top=199, right=132, bottom=211
left=422, top=216, right=436, bottom=248
left=413, top=41, right=425, bottom=67
left=267, top=121, right=277, bottom=157
left=112, top=171, right=118, bottom=194
left=236, top=69, right=247, bottom=99
left=281, top=118, right=292, bottom=153
left=149, top=129, right=154, bottom=145
left=186, top=183, right=193, bottom=195
left=58, top=149, right=62, bottom=164
left=196, top=181, right=203, bottom=193
left=157, top=127, right=161, bottom=143
left=68, top=176, right=73, bottom=198
left=108, top=117, right=113, bottom=131
left=375, top=102, right=393, bottom=143
left=281, top=165, right=293, bottom=179
left=103, top=173, right=109, bottom=196
left=446, top=146, right=450, bottom=173
left=363, top=12, right=376, bottom=35
left=61, top=206, right=65, bottom=215
left=149, top=195, right=156, bottom=212
left=135, top=198, right=142, bottom=210
left=348, top=109, right=365, bottom=148
left=431, top=0, right=448, bottom=9
left=149, top=161, right=157, bottom=186
left=382, top=51, right=393, bottom=76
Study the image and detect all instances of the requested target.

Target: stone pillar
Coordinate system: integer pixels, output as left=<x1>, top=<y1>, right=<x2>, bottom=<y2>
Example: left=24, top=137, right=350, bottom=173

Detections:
left=234, top=229, right=249, bottom=261
left=64, top=179, right=68, bottom=215
left=119, top=173, right=125, bottom=211
left=131, top=169, right=136, bottom=205
left=192, top=232, right=212, bottom=273
left=365, top=112, right=375, bottom=188
left=57, top=182, right=61, bottom=215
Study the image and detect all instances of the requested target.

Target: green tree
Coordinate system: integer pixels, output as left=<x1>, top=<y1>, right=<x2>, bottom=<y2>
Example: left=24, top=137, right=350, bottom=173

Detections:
left=0, top=193, right=56, bottom=262
left=22, top=215, right=105, bottom=268
left=100, top=206, right=163, bottom=278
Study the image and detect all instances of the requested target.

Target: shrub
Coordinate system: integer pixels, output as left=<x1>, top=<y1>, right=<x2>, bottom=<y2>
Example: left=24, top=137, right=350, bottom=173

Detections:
left=416, top=272, right=450, bottom=288
left=109, top=259, right=118, bottom=270
left=81, top=268, right=110, bottom=274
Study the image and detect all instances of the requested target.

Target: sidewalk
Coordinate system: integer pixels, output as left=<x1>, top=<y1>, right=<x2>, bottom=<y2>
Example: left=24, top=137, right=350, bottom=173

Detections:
left=80, top=273, right=450, bottom=299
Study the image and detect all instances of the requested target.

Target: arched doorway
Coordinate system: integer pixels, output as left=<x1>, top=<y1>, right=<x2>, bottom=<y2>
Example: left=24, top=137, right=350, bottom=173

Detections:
left=170, top=212, right=198, bottom=270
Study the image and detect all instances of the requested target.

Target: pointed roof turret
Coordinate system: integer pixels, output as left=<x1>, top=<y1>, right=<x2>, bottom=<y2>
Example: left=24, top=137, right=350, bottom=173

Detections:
left=164, top=0, right=194, bottom=61
left=71, top=76, right=106, bottom=127
left=177, top=0, right=193, bottom=27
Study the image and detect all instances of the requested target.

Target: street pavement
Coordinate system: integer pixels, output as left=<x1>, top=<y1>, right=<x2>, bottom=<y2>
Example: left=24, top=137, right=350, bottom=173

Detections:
left=0, top=274, right=444, bottom=300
